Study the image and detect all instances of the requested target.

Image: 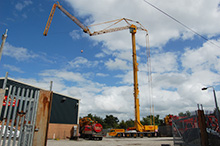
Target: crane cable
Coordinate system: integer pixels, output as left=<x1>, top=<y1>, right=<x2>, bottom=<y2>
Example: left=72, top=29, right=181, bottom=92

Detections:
left=143, top=0, right=220, bottom=49
left=146, top=33, right=154, bottom=125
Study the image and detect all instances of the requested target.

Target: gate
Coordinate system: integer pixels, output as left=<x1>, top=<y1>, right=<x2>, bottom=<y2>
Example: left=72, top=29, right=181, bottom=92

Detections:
left=0, top=85, right=40, bottom=146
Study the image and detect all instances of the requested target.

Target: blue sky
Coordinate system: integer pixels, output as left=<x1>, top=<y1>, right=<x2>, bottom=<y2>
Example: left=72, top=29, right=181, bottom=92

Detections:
left=1, top=0, right=220, bottom=120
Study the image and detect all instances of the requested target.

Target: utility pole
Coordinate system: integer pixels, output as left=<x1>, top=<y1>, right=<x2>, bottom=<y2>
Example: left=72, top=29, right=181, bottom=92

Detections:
left=50, top=81, right=53, bottom=91
left=0, top=29, right=8, bottom=63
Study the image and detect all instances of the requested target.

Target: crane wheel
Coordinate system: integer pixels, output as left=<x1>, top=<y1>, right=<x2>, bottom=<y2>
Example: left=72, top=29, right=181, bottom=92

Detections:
left=139, top=133, right=144, bottom=138
left=133, top=133, right=137, bottom=138
left=117, top=133, right=121, bottom=138
left=125, top=133, right=130, bottom=137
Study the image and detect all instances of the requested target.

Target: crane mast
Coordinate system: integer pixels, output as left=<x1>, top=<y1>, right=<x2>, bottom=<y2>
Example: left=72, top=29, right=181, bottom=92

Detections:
left=43, top=2, right=156, bottom=134
left=130, top=25, right=144, bottom=132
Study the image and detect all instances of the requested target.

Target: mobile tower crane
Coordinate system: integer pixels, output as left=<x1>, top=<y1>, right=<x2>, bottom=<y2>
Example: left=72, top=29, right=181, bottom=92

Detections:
left=43, top=1, right=158, bottom=137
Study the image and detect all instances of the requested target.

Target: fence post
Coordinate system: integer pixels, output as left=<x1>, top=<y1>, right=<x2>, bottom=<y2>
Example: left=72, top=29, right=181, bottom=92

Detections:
left=198, top=109, right=208, bottom=146
left=32, top=90, right=53, bottom=146
left=0, top=89, right=5, bottom=117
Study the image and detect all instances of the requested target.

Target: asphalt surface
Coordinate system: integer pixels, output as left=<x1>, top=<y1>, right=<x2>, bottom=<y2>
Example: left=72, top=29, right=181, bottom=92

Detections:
left=47, top=137, right=174, bottom=146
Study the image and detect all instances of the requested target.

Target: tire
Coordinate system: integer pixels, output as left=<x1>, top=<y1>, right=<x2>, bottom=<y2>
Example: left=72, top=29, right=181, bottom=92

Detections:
left=125, top=133, right=130, bottom=137
left=133, top=133, right=137, bottom=138
left=147, top=133, right=152, bottom=137
left=139, top=133, right=144, bottom=138
left=117, top=133, right=121, bottom=138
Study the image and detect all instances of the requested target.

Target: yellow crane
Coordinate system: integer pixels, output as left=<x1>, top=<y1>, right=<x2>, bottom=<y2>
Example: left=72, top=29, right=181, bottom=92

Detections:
left=43, top=1, right=158, bottom=137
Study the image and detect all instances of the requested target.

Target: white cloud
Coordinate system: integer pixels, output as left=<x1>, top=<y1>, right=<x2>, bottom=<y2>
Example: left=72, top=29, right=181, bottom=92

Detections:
left=15, top=0, right=33, bottom=11
left=67, top=57, right=99, bottom=69
left=69, top=30, right=81, bottom=40
left=3, top=42, right=38, bottom=61
left=94, top=86, right=133, bottom=114
left=116, top=71, right=133, bottom=85
left=22, top=13, right=28, bottom=19
left=17, top=77, right=63, bottom=91
left=181, top=39, right=220, bottom=73
left=39, top=69, right=86, bottom=83
left=96, top=73, right=109, bottom=77
left=113, top=50, right=132, bottom=62
left=95, top=52, right=105, bottom=58
left=151, top=52, right=179, bottom=73
left=3, top=64, right=24, bottom=73
left=153, top=72, right=188, bottom=90
left=15, top=3, right=25, bottom=11
left=105, top=58, right=130, bottom=70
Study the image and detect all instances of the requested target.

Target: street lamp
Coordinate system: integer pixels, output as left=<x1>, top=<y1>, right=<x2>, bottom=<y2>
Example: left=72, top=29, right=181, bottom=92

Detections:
left=202, top=86, right=220, bottom=129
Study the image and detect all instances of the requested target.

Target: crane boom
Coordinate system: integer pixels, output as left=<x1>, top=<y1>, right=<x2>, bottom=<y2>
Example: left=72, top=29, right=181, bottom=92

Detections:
left=43, top=1, right=156, bottom=134
left=43, top=2, right=90, bottom=36
left=43, top=3, right=56, bottom=36
left=56, top=2, right=90, bottom=34
left=130, top=25, right=144, bottom=132
left=90, top=26, right=130, bottom=36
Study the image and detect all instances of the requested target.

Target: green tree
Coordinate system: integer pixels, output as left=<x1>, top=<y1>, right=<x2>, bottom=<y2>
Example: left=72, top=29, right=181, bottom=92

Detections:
left=178, top=110, right=191, bottom=117
left=155, top=115, right=160, bottom=125
left=118, top=120, right=127, bottom=129
left=104, top=115, right=119, bottom=128
left=141, top=115, right=153, bottom=125
left=87, top=113, right=94, bottom=120
left=125, top=119, right=134, bottom=128
left=141, top=115, right=162, bottom=126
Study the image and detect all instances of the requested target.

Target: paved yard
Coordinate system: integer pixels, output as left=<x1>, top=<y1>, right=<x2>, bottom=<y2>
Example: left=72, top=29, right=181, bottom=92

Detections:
left=47, top=137, right=174, bottom=146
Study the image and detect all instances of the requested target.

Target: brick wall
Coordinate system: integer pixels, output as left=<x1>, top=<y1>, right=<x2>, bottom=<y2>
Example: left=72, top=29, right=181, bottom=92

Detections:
left=47, top=123, right=79, bottom=139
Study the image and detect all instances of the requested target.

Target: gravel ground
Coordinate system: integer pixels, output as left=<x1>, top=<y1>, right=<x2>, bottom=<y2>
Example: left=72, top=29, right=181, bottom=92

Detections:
left=47, top=137, right=174, bottom=146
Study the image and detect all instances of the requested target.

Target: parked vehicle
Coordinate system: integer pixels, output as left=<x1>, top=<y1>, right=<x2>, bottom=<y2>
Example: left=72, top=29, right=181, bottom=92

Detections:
left=79, top=117, right=103, bottom=140
left=108, top=126, right=158, bottom=138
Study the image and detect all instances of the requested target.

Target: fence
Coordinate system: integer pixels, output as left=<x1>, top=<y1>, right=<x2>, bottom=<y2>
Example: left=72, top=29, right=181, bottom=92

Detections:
left=0, top=85, right=40, bottom=146
left=0, top=85, right=53, bottom=146
left=204, top=110, right=220, bottom=146
left=172, top=110, right=220, bottom=146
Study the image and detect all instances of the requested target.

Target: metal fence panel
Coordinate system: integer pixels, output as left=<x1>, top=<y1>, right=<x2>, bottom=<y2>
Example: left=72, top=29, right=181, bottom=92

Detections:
left=204, top=111, right=220, bottom=146
left=0, top=85, right=39, bottom=146
left=172, top=114, right=201, bottom=146
left=173, top=110, right=220, bottom=146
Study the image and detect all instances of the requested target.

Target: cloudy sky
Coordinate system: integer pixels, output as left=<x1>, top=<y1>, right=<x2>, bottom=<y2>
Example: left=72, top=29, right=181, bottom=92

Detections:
left=1, top=0, right=220, bottom=121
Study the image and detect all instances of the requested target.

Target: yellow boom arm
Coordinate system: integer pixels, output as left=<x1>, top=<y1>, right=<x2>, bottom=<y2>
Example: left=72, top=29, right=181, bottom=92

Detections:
left=43, top=2, right=90, bottom=36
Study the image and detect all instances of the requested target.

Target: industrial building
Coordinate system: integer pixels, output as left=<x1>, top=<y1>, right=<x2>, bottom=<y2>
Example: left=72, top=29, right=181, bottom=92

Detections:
left=0, top=77, right=80, bottom=139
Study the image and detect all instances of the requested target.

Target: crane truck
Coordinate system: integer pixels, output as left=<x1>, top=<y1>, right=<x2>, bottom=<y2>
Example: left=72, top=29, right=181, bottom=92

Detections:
left=43, top=1, right=158, bottom=138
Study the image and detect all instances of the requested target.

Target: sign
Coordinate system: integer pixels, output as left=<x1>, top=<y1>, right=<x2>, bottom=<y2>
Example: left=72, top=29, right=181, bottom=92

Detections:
left=3, top=96, right=19, bottom=107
